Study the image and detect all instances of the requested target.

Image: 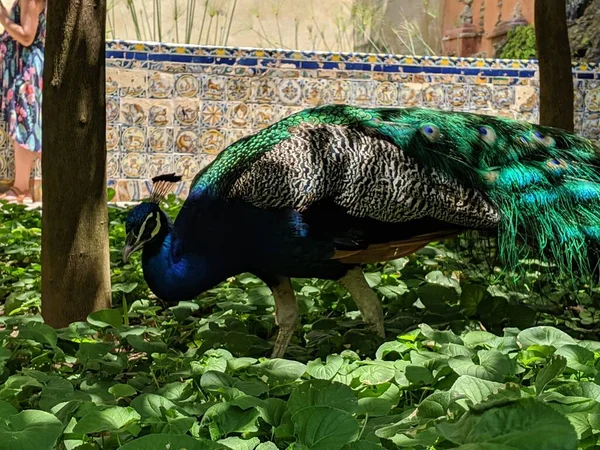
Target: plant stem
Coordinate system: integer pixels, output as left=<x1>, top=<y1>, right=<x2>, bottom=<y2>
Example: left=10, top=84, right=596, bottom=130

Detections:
left=174, top=0, right=180, bottom=43
left=197, top=0, right=209, bottom=45
left=223, top=0, right=237, bottom=46
left=359, top=413, right=369, bottom=439
left=126, top=0, right=142, bottom=41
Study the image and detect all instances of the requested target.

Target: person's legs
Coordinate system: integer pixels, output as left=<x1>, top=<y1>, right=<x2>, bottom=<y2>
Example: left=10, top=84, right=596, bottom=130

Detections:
left=12, top=141, right=36, bottom=192
left=0, top=140, right=36, bottom=203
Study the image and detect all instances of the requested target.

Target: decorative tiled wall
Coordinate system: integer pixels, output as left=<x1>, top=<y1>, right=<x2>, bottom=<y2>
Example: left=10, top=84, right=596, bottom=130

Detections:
left=1, top=40, right=600, bottom=201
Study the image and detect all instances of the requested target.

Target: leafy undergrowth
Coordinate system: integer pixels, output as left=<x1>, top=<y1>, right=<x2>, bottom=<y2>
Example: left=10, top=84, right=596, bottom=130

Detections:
left=3, top=198, right=600, bottom=449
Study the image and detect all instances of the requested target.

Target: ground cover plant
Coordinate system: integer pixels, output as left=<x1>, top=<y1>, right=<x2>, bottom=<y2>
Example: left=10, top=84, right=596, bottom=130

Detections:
left=2, top=197, right=600, bottom=449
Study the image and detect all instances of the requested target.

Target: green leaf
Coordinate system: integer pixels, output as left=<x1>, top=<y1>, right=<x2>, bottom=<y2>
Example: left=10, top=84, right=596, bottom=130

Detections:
left=341, top=441, right=384, bottom=450
left=460, top=283, right=487, bottom=316
left=256, top=443, right=279, bottom=450
left=170, top=300, right=200, bottom=321
left=357, top=382, right=401, bottom=416
left=75, top=342, right=113, bottom=365
left=404, top=365, right=434, bottom=386
left=375, top=341, right=408, bottom=360
left=293, top=406, right=360, bottom=450
left=449, top=350, right=511, bottom=382
left=126, top=334, right=168, bottom=354
left=108, top=383, right=137, bottom=398
left=73, top=406, right=140, bottom=434
left=0, top=400, right=18, bottom=417
left=201, top=370, right=235, bottom=391
left=451, top=375, right=506, bottom=405
left=257, top=398, right=287, bottom=427
left=130, top=394, right=178, bottom=420
left=258, top=359, right=306, bottom=384
left=156, top=381, right=194, bottom=402
left=516, top=326, right=576, bottom=350
left=555, top=344, right=596, bottom=374
left=306, top=355, right=344, bottom=380
left=462, top=331, right=499, bottom=349
left=118, top=434, right=227, bottom=449
left=0, top=347, right=11, bottom=361
left=288, top=380, right=358, bottom=415
left=354, top=364, right=395, bottom=385
left=420, top=323, right=463, bottom=345
left=453, top=445, right=524, bottom=450
left=417, top=284, right=458, bottom=313
left=536, top=355, right=567, bottom=395
left=0, top=410, right=62, bottom=450
left=218, top=436, right=261, bottom=450
left=87, top=309, right=122, bottom=328
left=436, top=397, right=577, bottom=450
left=417, top=391, right=455, bottom=419
left=202, top=403, right=260, bottom=438
left=439, top=343, right=473, bottom=358
left=16, top=323, right=57, bottom=347
left=112, top=282, right=138, bottom=293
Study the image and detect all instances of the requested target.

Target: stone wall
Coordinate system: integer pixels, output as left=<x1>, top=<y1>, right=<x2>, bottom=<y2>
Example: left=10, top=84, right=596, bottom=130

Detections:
left=0, top=39, right=598, bottom=202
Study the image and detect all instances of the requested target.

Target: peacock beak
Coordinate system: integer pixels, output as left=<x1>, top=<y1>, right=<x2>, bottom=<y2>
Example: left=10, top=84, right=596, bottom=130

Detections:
left=122, top=234, right=141, bottom=263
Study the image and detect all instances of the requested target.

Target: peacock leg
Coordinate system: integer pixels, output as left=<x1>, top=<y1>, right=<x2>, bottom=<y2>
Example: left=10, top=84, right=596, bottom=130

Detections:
left=268, top=275, right=299, bottom=358
left=338, top=266, right=385, bottom=337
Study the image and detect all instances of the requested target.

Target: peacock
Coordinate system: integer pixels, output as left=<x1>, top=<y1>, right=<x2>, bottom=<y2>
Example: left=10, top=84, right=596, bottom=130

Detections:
left=122, top=104, right=600, bottom=358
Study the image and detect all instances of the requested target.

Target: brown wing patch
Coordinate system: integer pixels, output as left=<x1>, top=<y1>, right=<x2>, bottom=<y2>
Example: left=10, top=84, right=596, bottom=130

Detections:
left=331, top=229, right=462, bottom=264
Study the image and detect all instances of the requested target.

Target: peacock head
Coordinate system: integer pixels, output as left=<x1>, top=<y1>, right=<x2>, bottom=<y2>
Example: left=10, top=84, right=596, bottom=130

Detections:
left=122, top=173, right=182, bottom=263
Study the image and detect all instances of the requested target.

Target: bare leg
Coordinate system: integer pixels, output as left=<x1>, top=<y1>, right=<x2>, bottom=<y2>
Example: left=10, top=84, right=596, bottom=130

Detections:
left=0, top=142, right=37, bottom=203
left=339, top=266, right=385, bottom=337
left=13, top=141, right=36, bottom=192
left=268, top=275, right=299, bottom=358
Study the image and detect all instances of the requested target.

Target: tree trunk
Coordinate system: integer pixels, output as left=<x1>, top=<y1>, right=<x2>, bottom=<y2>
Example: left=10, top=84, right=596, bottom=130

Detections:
left=41, top=0, right=111, bottom=328
left=535, top=0, right=574, bottom=132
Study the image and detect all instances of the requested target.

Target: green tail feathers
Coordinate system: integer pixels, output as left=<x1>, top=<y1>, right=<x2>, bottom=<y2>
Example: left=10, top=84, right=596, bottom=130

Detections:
left=360, top=105, right=600, bottom=280
left=195, top=104, right=600, bottom=280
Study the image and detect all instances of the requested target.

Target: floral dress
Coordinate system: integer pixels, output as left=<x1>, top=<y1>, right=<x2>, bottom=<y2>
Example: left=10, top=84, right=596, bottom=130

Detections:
left=0, top=0, right=45, bottom=153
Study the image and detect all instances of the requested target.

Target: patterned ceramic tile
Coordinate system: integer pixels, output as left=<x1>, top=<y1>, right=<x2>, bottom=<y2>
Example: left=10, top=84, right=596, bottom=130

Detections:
left=148, top=102, right=172, bottom=126
left=173, top=99, right=199, bottom=127
left=117, top=69, right=147, bottom=98
left=122, top=126, right=146, bottom=152
left=198, top=129, right=227, bottom=155
left=106, top=125, right=120, bottom=151
left=174, top=74, right=199, bottom=98
left=228, top=103, right=253, bottom=129
left=174, top=154, right=201, bottom=180
left=148, top=127, right=174, bottom=153
left=175, top=128, right=199, bottom=154
left=121, top=153, right=147, bottom=178
left=200, top=102, right=227, bottom=128
left=120, top=100, right=147, bottom=126
left=2, top=39, right=600, bottom=201
left=148, top=72, right=174, bottom=99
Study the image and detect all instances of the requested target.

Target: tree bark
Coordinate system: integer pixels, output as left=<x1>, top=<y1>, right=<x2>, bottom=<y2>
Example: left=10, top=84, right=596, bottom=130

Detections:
left=41, top=0, right=111, bottom=328
left=535, top=0, right=574, bottom=132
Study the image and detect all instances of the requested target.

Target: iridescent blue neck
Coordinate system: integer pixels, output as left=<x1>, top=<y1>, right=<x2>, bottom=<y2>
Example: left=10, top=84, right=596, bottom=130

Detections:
left=141, top=230, right=224, bottom=303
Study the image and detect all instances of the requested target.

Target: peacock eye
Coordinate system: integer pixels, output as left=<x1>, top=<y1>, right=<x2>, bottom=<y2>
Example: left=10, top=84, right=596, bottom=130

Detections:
left=532, top=129, right=556, bottom=147
left=478, top=125, right=497, bottom=144
left=421, top=124, right=440, bottom=142
left=546, top=157, right=568, bottom=171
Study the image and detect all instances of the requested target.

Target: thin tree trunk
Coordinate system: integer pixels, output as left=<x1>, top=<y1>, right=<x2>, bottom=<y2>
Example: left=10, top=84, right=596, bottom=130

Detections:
left=41, top=0, right=111, bottom=327
left=535, top=0, right=574, bottom=132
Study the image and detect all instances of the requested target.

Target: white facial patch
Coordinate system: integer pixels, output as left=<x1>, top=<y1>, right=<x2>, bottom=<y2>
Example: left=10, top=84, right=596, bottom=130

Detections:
left=150, top=213, right=162, bottom=239
left=131, top=212, right=160, bottom=247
